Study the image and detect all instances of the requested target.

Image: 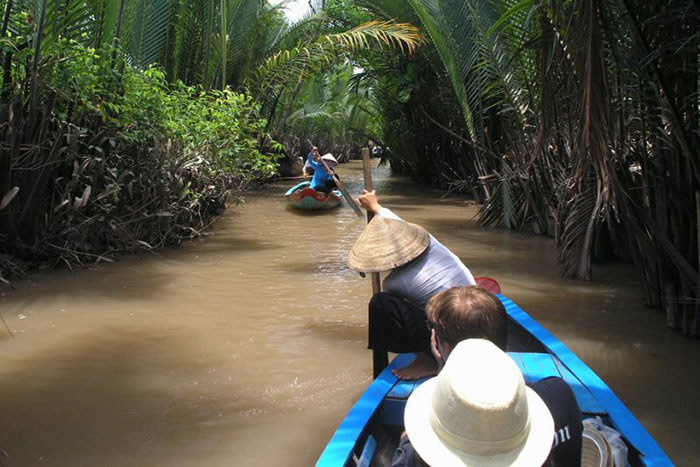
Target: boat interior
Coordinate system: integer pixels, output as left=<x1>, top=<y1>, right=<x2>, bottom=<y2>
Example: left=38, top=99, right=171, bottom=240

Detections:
left=339, top=320, right=647, bottom=467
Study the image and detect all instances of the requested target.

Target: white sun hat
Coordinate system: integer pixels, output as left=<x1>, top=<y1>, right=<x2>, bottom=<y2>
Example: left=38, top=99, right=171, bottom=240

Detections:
left=404, top=339, right=555, bottom=466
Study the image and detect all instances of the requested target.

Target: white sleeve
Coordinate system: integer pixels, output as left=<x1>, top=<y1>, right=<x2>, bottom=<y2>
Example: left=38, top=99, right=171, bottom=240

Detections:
left=377, top=207, right=402, bottom=221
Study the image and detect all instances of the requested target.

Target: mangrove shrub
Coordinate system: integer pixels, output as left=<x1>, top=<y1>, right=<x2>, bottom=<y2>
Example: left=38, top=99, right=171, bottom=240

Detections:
left=0, top=40, right=279, bottom=275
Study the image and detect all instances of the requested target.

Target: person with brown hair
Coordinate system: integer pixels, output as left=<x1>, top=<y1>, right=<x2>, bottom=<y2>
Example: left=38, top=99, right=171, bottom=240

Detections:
left=348, top=190, right=476, bottom=380
left=392, top=286, right=583, bottom=467
left=426, top=285, right=508, bottom=371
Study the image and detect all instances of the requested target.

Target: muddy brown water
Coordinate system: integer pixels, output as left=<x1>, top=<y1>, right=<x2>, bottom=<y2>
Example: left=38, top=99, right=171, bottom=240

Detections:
left=1, top=161, right=699, bottom=466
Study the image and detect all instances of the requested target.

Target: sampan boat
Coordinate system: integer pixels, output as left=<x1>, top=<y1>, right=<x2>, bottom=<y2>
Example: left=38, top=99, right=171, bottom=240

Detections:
left=285, top=181, right=342, bottom=211
left=316, top=294, right=672, bottom=466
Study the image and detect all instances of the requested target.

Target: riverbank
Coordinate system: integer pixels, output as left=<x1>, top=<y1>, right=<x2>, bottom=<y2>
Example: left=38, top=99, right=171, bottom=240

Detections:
left=0, top=156, right=340, bottom=286
left=1, top=41, right=281, bottom=285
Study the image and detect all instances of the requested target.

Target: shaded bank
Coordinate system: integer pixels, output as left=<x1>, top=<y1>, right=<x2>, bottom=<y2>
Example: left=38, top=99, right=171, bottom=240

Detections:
left=1, top=42, right=277, bottom=281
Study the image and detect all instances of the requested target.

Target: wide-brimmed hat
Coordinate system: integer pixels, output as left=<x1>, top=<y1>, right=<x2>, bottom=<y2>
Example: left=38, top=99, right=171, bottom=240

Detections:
left=321, top=153, right=338, bottom=164
left=347, top=216, right=430, bottom=272
left=581, top=427, right=614, bottom=467
left=404, top=339, right=555, bottom=466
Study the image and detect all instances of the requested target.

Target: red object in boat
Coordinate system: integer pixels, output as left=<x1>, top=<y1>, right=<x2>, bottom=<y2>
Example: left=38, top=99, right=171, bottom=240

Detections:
left=475, top=277, right=501, bottom=294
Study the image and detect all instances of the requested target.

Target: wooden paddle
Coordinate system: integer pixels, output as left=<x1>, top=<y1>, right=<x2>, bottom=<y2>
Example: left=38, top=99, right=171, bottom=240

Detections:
left=360, top=147, right=389, bottom=378
left=305, top=140, right=363, bottom=218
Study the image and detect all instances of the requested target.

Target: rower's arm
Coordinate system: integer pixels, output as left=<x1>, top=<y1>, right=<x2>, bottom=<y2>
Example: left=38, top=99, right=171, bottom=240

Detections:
left=307, top=154, right=320, bottom=170
left=377, top=207, right=401, bottom=221
left=357, top=190, right=403, bottom=219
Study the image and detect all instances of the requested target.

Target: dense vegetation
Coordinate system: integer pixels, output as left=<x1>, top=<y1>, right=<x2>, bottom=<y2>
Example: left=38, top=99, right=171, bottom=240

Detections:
left=1, top=0, right=698, bottom=334
left=0, top=0, right=419, bottom=276
left=0, top=3, right=281, bottom=274
left=292, top=0, right=699, bottom=335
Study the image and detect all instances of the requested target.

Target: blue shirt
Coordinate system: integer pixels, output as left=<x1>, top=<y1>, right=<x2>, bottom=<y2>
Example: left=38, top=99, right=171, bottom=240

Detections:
left=307, top=153, right=333, bottom=191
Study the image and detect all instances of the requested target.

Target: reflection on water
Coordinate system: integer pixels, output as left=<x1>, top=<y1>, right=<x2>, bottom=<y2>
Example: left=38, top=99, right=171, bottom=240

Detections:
left=1, top=161, right=699, bottom=466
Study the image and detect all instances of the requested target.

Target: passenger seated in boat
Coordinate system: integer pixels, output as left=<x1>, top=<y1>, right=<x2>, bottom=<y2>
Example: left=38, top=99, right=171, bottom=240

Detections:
left=348, top=190, right=476, bottom=380
left=307, top=152, right=339, bottom=194
left=396, top=339, right=556, bottom=467
left=392, top=287, right=583, bottom=467
left=425, top=285, right=508, bottom=372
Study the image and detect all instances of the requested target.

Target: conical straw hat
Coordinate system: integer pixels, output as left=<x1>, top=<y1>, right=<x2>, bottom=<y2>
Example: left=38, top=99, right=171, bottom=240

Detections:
left=321, top=153, right=338, bottom=164
left=347, top=216, right=430, bottom=272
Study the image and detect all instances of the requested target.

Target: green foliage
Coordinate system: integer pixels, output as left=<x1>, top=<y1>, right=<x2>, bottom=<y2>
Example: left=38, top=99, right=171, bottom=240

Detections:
left=248, top=14, right=425, bottom=161
left=163, top=82, right=279, bottom=179
left=46, top=42, right=280, bottom=180
left=246, top=19, right=423, bottom=96
left=1, top=36, right=278, bottom=270
left=285, top=65, right=381, bottom=149
left=46, top=40, right=119, bottom=119
left=324, top=0, right=372, bottom=29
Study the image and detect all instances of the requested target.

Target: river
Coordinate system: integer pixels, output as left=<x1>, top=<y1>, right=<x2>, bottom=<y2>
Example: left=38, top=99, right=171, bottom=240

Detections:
left=0, top=161, right=698, bottom=466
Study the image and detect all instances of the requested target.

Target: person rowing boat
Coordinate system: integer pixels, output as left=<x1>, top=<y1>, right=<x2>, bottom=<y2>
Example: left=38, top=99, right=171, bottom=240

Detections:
left=303, top=143, right=340, bottom=194
left=348, top=190, right=477, bottom=380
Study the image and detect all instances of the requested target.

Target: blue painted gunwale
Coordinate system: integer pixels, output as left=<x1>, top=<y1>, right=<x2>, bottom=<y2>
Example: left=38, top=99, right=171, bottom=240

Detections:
left=498, top=294, right=672, bottom=466
left=316, top=354, right=414, bottom=467
left=315, top=294, right=673, bottom=466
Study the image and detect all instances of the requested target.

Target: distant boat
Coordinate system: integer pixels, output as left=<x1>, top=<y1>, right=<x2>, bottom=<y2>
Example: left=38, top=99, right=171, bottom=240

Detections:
left=316, top=293, right=672, bottom=466
left=285, top=181, right=342, bottom=211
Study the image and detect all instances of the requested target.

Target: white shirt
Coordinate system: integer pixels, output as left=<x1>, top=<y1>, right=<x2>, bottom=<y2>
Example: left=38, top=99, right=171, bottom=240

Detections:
left=378, top=208, right=476, bottom=306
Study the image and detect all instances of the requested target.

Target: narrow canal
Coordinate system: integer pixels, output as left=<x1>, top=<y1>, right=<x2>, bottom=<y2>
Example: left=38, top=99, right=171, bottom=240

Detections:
left=0, top=161, right=698, bottom=466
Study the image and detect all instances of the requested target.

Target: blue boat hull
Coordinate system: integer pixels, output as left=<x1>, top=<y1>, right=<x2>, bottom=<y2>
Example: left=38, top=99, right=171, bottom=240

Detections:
left=316, top=294, right=672, bottom=466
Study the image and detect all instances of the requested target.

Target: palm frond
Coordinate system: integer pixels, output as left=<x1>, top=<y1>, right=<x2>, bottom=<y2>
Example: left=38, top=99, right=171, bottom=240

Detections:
left=122, top=0, right=176, bottom=68
left=406, top=0, right=477, bottom=138
left=245, top=20, right=423, bottom=98
left=556, top=175, right=601, bottom=280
